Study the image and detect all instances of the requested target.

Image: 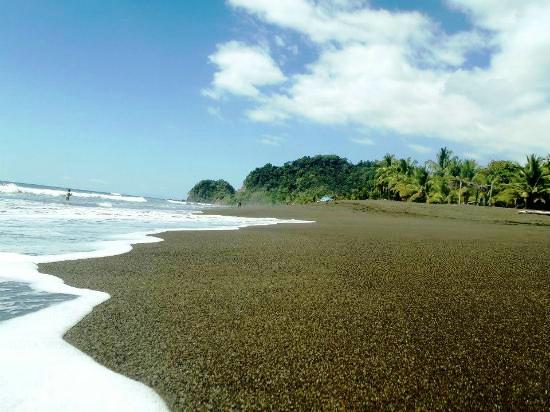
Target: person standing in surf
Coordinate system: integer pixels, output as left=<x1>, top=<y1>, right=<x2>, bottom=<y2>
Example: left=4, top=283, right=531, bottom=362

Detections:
left=65, top=189, right=72, bottom=201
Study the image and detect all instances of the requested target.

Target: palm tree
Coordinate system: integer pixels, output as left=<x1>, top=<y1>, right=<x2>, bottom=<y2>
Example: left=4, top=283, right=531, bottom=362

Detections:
left=477, top=160, right=522, bottom=207
left=457, top=159, right=478, bottom=205
left=434, top=147, right=454, bottom=175
left=388, top=158, right=419, bottom=201
left=424, top=147, right=461, bottom=203
left=376, top=154, right=397, bottom=199
left=507, top=154, right=550, bottom=208
left=409, top=165, right=431, bottom=203
left=427, top=175, right=452, bottom=204
left=397, top=158, right=416, bottom=177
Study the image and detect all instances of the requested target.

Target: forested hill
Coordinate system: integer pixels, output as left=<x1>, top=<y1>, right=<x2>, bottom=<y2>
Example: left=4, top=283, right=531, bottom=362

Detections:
left=240, top=155, right=377, bottom=204
left=188, top=150, right=550, bottom=209
left=187, top=179, right=235, bottom=203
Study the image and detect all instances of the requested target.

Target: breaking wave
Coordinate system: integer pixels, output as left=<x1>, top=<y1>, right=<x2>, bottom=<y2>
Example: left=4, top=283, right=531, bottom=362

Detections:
left=0, top=183, right=147, bottom=203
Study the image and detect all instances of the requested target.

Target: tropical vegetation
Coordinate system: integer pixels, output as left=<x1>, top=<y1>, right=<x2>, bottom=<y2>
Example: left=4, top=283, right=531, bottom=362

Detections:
left=373, top=149, right=550, bottom=209
left=187, top=179, right=235, bottom=203
left=239, top=155, right=377, bottom=204
left=188, top=150, right=550, bottom=209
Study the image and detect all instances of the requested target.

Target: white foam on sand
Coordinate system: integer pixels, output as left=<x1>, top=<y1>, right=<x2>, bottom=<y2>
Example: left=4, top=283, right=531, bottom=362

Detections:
left=0, top=243, right=168, bottom=411
left=0, top=217, right=313, bottom=411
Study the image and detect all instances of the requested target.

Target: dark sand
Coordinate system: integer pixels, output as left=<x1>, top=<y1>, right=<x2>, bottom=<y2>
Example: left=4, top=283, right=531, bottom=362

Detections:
left=41, top=201, right=550, bottom=410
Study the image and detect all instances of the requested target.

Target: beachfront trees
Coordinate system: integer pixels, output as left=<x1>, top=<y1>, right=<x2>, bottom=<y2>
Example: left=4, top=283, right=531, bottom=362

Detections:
left=391, top=158, right=420, bottom=201
left=503, top=155, right=550, bottom=208
left=376, top=154, right=397, bottom=200
left=374, top=156, right=436, bottom=203
left=428, top=175, right=453, bottom=204
left=348, top=161, right=379, bottom=200
left=410, top=166, right=431, bottom=203
left=424, top=148, right=454, bottom=204
left=457, top=159, right=479, bottom=205
left=430, top=146, right=455, bottom=176
left=190, top=148, right=550, bottom=210
left=477, top=160, right=521, bottom=206
left=424, top=150, right=482, bottom=205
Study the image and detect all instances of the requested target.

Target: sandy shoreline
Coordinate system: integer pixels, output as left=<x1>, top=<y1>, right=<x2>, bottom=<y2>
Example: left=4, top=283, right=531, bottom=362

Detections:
left=41, top=201, right=550, bottom=410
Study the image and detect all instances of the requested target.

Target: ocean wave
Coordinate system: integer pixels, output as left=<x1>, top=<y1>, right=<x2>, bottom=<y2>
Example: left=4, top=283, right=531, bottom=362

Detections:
left=0, top=182, right=314, bottom=410
left=167, top=199, right=216, bottom=207
left=167, top=199, right=194, bottom=205
left=0, top=183, right=147, bottom=203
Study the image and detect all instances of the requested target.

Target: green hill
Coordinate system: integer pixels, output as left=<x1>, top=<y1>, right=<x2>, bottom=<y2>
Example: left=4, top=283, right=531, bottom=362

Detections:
left=239, top=155, right=378, bottom=204
left=187, top=179, right=235, bottom=204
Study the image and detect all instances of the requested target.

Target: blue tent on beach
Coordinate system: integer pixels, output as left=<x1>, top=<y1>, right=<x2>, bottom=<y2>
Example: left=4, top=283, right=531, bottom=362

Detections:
left=319, top=195, right=333, bottom=203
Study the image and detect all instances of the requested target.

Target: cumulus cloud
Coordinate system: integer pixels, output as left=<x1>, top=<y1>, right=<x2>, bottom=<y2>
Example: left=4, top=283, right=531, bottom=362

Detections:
left=259, top=135, right=284, bottom=146
left=228, top=0, right=485, bottom=65
left=230, top=0, right=429, bottom=45
left=408, top=144, right=432, bottom=154
left=350, top=137, right=375, bottom=146
left=463, top=151, right=482, bottom=160
left=203, top=41, right=286, bottom=99
left=210, top=0, right=550, bottom=156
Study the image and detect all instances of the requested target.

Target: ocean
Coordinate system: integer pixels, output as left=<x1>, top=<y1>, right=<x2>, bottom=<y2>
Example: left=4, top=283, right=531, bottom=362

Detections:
left=0, top=181, right=307, bottom=411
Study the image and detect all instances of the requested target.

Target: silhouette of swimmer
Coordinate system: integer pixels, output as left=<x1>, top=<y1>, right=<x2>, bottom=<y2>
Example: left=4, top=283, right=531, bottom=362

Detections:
left=65, top=189, right=72, bottom=201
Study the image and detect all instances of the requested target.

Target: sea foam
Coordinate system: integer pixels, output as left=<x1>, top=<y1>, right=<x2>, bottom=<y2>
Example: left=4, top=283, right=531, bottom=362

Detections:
left=0, top=203, right=313, bottom=410
left=0, top=182, right=313, bottom=409
left=0, top=183, right=147, bottom=203
left=0, top=246, right=167, bottom=411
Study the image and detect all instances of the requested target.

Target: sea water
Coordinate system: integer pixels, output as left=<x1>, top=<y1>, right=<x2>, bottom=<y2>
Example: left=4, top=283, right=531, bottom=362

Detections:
left=0, top=181, right=309, bottom=411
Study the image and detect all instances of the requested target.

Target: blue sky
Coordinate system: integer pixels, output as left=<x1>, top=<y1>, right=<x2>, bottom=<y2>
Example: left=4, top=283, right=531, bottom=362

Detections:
left=1, top=1, right=549, bottom=198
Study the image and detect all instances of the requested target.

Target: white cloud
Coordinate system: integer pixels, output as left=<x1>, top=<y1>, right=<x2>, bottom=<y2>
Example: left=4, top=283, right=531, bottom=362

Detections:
left=203, top=41, right=286, bottom=99
left=274, top=35, right=285, bottom=47
left=207, top=106, right=223, bottom=120
left=229, top=0, right=485, bottom=65
left=350, top=137, right=374, bottom=146
left=259, top=135, right=284, bottom=146
left=219, top=0, right=550, bottom=156
left=447, top=0, right=543, bottom=30
left=408, top=144, right=431, bottom=154
left=230, top=0, right=430, bottom=45
left=273, top=34, right=299, bottom=56
left=463, top=151, right=482, bottom=160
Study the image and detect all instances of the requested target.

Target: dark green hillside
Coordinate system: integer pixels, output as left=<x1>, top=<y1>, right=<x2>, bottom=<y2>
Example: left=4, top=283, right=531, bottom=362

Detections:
left=240, top=155, right=378, bottom=203
left=187, top=179, right=235, bottom=204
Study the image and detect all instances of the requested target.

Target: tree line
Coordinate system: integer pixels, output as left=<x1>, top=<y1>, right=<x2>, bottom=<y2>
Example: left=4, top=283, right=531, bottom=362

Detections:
left=187, top=149, right=550, bottom=209
left=376, top=148, right=549, bottom=209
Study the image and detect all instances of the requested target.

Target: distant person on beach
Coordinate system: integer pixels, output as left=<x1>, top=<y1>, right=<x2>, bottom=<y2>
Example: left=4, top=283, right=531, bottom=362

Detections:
left=65, top=189, right=72, bottom=201
left=238, top=201, right=242, bottom=208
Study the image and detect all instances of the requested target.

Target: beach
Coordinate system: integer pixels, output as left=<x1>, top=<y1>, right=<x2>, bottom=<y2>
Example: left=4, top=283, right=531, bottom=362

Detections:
left=41, top=201, right=550, bottom=410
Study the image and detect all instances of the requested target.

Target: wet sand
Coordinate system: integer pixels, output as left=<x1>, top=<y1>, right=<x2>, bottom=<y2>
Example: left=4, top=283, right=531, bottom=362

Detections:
left=41, top=201, right=550, bottom=410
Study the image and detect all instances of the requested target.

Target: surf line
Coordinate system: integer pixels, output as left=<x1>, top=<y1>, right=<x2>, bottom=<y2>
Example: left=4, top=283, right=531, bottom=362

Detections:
left=0, top=218, right=313, bottom=410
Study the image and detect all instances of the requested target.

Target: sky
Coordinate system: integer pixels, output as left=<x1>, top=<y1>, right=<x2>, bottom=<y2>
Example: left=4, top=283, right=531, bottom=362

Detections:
left=1, top=0, right=549, bottom=198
